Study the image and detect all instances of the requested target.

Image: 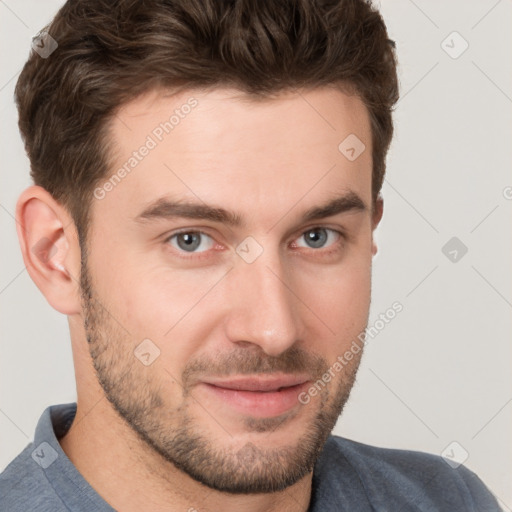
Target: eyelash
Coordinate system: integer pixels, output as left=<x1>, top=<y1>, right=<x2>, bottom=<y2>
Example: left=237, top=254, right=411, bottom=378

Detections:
left=163, top=227, right=346, bottom=260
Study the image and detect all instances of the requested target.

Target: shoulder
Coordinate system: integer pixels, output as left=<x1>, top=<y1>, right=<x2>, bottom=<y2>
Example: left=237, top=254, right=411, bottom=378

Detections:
left=313, top=435, right=501, bottom=511
left=0, top=443, right=65, bottom=512
left=0, top=442, right=67, bottom=511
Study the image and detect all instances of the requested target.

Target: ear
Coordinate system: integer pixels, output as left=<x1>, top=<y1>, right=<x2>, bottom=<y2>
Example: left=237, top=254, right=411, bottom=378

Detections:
left=371, top=194, right=384, bottom=257
left=15, top=185, right=82, bottom=315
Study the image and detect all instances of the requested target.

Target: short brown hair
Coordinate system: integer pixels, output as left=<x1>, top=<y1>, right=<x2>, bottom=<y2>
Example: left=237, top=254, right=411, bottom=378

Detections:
left=15, top=0, right=399, bottom=243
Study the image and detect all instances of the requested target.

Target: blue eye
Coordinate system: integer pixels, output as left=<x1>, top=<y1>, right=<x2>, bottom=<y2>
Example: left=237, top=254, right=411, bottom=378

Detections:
left=295, top=228, right=342, bottom=250
left=166, top=231, right=215, bottom=253
left=164, top=227, right=344, bottom=258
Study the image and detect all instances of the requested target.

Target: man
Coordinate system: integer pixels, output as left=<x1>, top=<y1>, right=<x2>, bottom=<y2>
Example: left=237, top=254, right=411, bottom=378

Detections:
left=0, top=0, right=501, bottom=510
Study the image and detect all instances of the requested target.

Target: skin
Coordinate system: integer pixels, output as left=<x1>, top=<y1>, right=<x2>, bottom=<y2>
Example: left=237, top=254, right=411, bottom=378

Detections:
left=16, top=86, right=383, bottom=512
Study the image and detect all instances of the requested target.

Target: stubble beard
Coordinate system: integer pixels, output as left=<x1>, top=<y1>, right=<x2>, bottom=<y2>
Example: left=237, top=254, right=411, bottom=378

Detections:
left=79, top=258, right=364, bottom=494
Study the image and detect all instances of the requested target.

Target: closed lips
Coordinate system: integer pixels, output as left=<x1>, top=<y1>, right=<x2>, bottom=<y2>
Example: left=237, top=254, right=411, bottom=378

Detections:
left=202, top=376, right=311, bottom=392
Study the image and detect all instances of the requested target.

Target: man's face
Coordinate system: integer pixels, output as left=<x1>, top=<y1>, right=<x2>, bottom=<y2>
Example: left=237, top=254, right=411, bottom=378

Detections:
left=81, top=87, right=377, bottom=493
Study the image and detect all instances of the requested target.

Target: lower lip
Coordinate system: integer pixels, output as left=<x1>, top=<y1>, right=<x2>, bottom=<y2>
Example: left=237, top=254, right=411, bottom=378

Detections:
left=199, top=382, right=310, bottom=418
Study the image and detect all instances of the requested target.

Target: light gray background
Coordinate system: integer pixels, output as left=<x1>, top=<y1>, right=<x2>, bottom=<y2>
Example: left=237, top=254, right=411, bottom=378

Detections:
left=1, top=0, right=511, bottom=508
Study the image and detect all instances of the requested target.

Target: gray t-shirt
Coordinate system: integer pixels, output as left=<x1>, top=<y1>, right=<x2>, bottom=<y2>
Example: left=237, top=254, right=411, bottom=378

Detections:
left=0, top=403, right=501, bottom=511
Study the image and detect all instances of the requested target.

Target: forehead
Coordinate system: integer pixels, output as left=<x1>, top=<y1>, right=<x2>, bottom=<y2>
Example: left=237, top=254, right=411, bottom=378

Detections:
left=93, top=86, right=372, bottom=228
left=112, top=86, right=371, bottom=150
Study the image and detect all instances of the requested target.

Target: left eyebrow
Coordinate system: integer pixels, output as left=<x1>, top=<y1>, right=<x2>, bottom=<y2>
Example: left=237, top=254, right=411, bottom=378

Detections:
left=134, top=190, right=367, bottom=227
left=299, top=191, right=367, bottom=223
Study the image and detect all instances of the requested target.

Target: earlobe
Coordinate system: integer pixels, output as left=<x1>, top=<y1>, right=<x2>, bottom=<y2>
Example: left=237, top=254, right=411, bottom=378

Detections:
left=372, top=232, right=379, bottom=256
left=371, top=194, right=384, bottom=256
left=15, top=185, right=82, bottom=315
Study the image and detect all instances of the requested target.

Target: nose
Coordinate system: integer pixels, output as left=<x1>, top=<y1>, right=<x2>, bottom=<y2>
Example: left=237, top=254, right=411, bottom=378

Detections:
left=224, top=247, right=304, bottom=357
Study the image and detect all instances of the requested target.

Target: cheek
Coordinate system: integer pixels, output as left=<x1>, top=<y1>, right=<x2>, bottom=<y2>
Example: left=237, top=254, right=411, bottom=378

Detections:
left=294, top=251, right=372, bottom=357
left=298, top=242, right=372, bottom=310
left=118, top=271, right=204, bottom=335
left=103, top=264, right=222, bottom=369
left=85, top=245, right=171, bottom=345
left=323, top=264, right=371, bottom=322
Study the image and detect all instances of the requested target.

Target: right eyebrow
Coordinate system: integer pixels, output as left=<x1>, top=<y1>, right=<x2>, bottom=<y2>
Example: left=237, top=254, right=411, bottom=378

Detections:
left=134, top=198, right=245, bottom=227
